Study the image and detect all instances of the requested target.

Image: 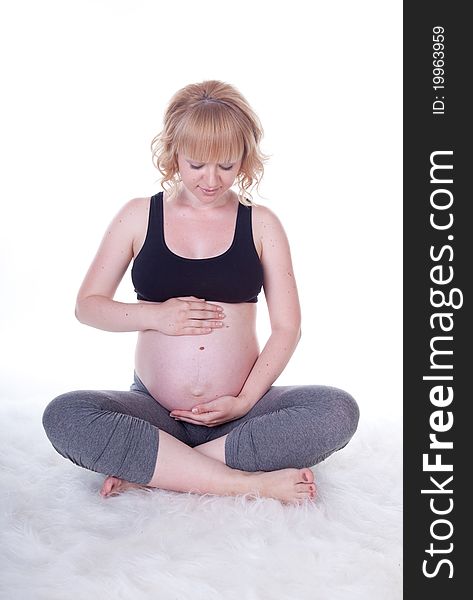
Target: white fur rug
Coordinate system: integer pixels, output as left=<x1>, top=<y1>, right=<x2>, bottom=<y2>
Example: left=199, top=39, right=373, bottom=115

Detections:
left=0, top=394, right=402, bottom=600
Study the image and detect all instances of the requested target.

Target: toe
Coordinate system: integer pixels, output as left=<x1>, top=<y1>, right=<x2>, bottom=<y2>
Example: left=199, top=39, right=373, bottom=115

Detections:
left=295, top=482, right=312, bottom=493
left=300, top=468, right=314, bottom=484
left=100, top=476, right=122, bottom=497
left=297, top=489, right=316, bottom=501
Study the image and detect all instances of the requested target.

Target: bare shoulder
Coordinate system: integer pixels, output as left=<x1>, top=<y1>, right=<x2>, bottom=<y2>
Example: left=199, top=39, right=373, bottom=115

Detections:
left=105, top=196, right=149, bottom=237
left=106, top=196, right=151, bottom=256
left=251, top=203, right=288, bottom=242
left=114, top=196, right=150, bottom=225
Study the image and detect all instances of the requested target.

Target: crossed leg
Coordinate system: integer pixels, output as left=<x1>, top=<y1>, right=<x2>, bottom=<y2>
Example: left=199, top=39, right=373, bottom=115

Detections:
left=193, top=434, right=227, bottom=462
left=100, top=430, right=316, bottom=504
left=43, top=383, right=357, bottom=505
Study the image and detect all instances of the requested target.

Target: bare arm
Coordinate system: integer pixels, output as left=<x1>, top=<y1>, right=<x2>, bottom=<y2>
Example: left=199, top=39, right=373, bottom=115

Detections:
left=238, top=205, right=302, bottom=407
left=75, top=198, right=224, bottom=335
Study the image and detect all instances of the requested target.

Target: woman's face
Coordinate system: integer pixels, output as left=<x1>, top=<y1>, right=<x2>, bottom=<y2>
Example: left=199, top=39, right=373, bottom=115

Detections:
left=177, top=153, right=242, bottom=204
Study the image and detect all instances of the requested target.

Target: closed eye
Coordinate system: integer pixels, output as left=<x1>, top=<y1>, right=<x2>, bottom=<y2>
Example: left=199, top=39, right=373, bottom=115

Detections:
left=188, top=162, right=235, bottom=171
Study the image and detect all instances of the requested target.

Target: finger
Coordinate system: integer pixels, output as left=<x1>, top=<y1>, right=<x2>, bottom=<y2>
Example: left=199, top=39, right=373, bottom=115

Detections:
left=191, top=403, right=216, bottom=415
left=176, top=410, right=218, bottom=423
left=189, top=309, right=225, bottom=319
left=180, top=327, right=213, bottom=335
left=182, top=298, right=224, bottom=313
left=185, top=417, right=220, bottom=427
left=184, top=322, right=224, bottom=333
left=171, top=405, right=217, bottom=418
left=170, top=410, right=198, bottom=418
left=172, top=408, right=215, bottom=417
left=177, top=296, right=223, bottom=312
left=172, top=416, right=211, bottom=426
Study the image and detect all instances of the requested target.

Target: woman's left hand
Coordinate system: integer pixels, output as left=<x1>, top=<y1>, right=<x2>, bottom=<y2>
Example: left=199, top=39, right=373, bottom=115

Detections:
left=170, top=395, right=251, bottom=427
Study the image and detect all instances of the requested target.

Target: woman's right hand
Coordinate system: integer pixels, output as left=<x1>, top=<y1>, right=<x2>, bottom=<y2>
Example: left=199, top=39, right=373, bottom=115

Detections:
left=153, top=296, right=226, bottom=335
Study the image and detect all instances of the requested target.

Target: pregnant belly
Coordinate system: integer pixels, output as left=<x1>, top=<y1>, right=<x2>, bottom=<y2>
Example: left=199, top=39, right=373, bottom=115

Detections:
left=134, top=303, right=259, bottom=411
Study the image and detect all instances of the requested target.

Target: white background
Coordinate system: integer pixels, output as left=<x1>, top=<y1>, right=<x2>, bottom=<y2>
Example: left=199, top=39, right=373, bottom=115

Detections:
left=0, top=0, right=402, bottom=419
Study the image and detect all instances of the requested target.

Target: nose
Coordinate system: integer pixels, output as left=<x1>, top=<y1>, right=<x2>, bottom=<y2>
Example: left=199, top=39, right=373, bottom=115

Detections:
left=203, top=165, right=219, bottom=187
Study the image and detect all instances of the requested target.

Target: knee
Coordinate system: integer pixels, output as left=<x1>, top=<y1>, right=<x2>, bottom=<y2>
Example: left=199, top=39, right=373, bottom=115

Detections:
left=296, top=385, right=359, bottom=443
left=43, top=394, right=64, bottom=437
left=331, top=387, right=360, bottom=439
left=42, top=391, right=88, bottom=451
left=303, top=387, right=359, bottom=466
left=289, top=384, right=360, bottom=438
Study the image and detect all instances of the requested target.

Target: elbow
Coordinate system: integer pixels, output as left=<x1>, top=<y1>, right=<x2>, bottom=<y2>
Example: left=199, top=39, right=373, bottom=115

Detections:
left=288, top=325, right=302, bottom=351
left=293, top=321, right=302, bottom=347
left=291, top=317, right=302, bottom=342
left=273, top=322, right=301, bottom=344
left=75, top=294, right=111, bottom=328
left=75, top=300, right=85, bottom=324
left=75, top=295, right=94, bottom=324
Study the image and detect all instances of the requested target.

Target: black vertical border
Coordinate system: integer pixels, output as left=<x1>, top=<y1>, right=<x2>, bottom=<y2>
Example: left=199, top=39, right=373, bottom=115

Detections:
left=404, top=1, right=469, bottom=597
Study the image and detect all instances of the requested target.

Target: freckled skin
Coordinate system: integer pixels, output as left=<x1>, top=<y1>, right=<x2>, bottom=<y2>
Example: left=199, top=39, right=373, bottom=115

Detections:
left=80, top=185, right=300, bottom=418
left=77, top=148, right=310, bottom=502
left=135, top=302, right=260, bottom=412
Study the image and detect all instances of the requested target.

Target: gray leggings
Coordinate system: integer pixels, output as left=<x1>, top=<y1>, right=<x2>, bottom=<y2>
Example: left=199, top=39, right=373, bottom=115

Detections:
left=42, top=374, right=359, bottom=485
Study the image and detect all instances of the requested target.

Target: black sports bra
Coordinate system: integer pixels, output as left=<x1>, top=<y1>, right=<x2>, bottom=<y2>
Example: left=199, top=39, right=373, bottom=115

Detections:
left=131, top=192, right=264, bottom=303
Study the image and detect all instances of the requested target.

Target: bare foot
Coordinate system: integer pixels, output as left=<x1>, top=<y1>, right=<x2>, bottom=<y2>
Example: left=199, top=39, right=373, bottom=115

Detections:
left=243, top=467, right=316, bottom=505
left=100, top=476, right=147, bottom=498
left=99, top=468, right=317, bottom=505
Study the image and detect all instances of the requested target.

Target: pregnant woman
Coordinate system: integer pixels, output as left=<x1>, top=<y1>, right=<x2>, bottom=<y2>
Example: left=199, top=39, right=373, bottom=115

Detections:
left=42, top=80, right=359, bottom=505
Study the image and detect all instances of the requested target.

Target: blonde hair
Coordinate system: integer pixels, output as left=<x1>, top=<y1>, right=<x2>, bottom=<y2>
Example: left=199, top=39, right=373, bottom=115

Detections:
left=151, top=80, right=267, bottom=205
